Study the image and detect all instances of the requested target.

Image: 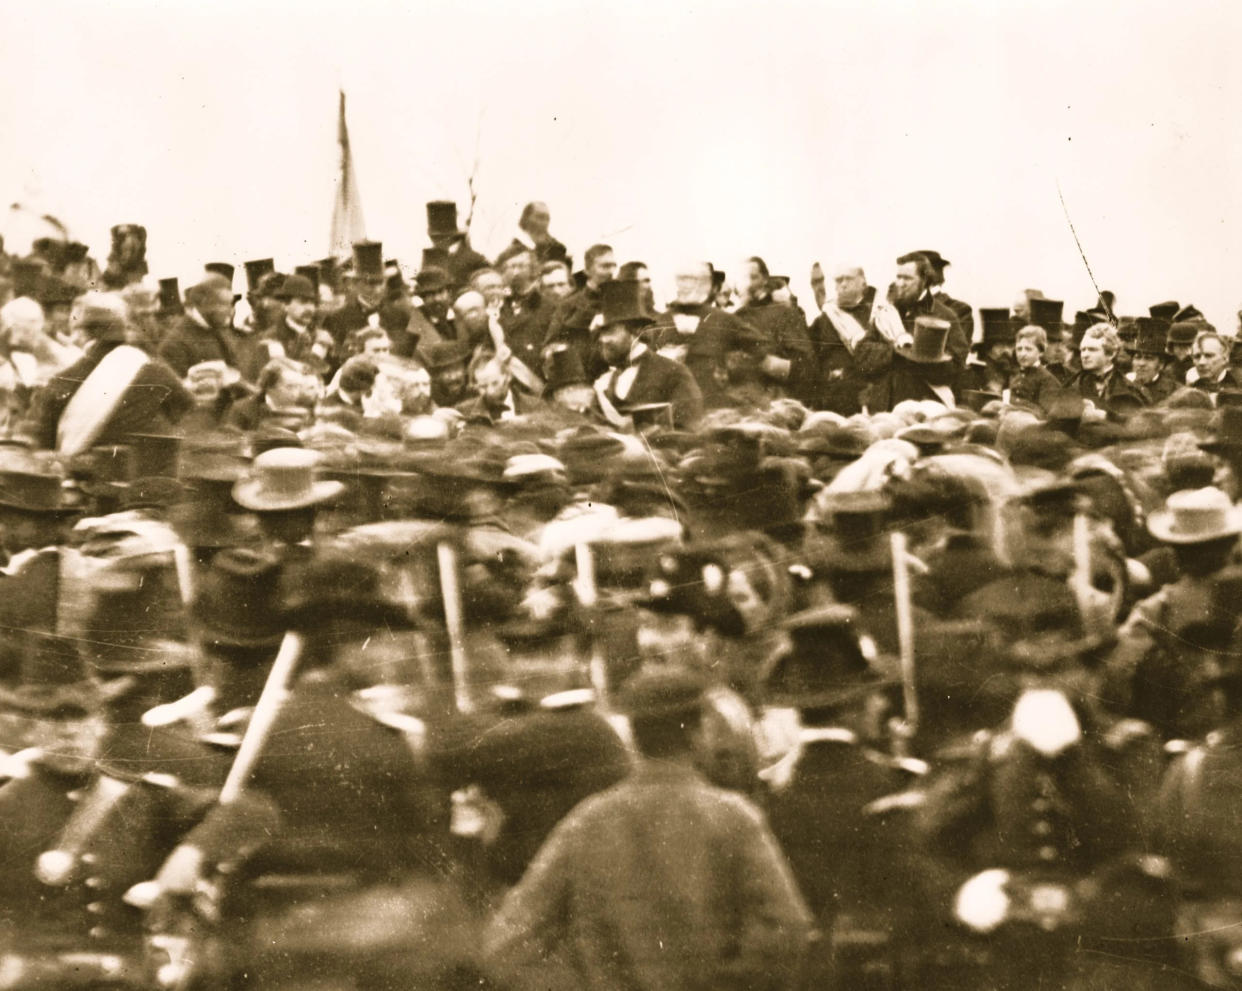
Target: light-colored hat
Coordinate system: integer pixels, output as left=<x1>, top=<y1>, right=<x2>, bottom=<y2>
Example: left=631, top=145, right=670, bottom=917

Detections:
left=1147, top=486, right=1242, bottom=544
left=232, top=447, right=344, bottom=512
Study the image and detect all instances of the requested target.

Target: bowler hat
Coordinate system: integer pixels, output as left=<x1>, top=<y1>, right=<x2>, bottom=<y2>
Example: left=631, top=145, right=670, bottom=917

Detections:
left=1027, top=297, right=1065, bottom=336
left=1133, top=317, right=1171, bottom=357
left=979, top=308, right=1015, bottom=347
left=1149, top=301, right=1180, bottom=321
left=293, top=265, right=321, bottom=295
left=598, top=279, right=654, bottom=329
left=352, top=241, right=384, bottom=280
left=232, top=447, right=344, bottom=512
left=896, top=316, right=952, bottom=364
left=415, top=266, right=450, bottom=295
left=426, top=201, right=463, bottom=238
left=157, top=277, right=183, bottom=317
left=276, top=274, right=317, bottom=302
left=1147, top=487, right=1242, bottom=544
left=192, top=548, right=286, bottom=646
left=419, top=339, right=472, bottom=370
left=244, top=258, right=276, bottom=293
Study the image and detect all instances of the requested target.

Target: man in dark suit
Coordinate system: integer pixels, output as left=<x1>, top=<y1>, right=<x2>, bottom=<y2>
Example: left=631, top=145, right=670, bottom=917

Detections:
left=157, top=276, right=242, bottom=378
left=735, top=255, right=815, bottom=400
left=543, top=243, right=617, bottom=377
left=903, top=249, right=973, bottom=340
left=323, top=241, right=412, bottom=353
left=889, top=252, right=970, bottom=369
left=593, top=279, right=703, bottom=429
left=426, top=200, right=490, bottom=289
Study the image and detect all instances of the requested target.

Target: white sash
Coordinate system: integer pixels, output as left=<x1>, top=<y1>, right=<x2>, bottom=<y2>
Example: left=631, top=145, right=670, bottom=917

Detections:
left=593, top=370, right=630, bottom=428
left=821, top=303, right=869, bottom=353
left=56, top=345, right=150, bottom=457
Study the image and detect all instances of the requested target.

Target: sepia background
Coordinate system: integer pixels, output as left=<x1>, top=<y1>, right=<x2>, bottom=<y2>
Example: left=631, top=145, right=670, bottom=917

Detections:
left=2, top=0, right=1239, bottom=325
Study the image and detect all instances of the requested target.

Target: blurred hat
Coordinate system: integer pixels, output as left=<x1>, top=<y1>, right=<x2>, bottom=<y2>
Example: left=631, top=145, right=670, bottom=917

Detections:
left=415, top=265, right=450, bottom=295
left=544, top=344, right=589, bottom=393
left=243, top=258, right=276, bottom=293
left=1167, top=321, right=1202, bottom=347
left=1199, top=407, right=1242, bottom=454
left=352, top=241, right=384, bottom=280
left=276, top=274, right=317, bottom=302
left=763, top=604, right=891, bottom=710
left=426, top=201, right=463, bottom=238
left=77, top=290, right=129, bottom=342
left=1149, top=300, right=1180, bottom=321
left=204, top=262, right=235, bottom=285
left=281, top=553, right=409, bottom=630
left=0, top=632, right=93, bottom=717
left=419, top=340, right=471, bottom=371
left=0, top=461, right=79, bottom=514
left=157, top=277, right=183, bottom=317
left=84, top=554, right=188, bottom=672
left=232, top=447, right=344, bottom=512
left=1147, top=487, right=1242, bottom=544
left=618, top=667, right=706, bottom=722
left=979, top=308, right=1014, bottom=348
left=192, top=548, right=286, bottom=647
left=293, top=265, right=321, bottom=295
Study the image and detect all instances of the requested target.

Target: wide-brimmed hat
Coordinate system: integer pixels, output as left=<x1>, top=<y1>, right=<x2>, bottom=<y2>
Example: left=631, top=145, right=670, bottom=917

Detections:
left=419, top=340, right=472, bottom=371
left=232, top=447, right=345, bottom=512
left=1147, top=487, right=1242, bottom=544
left=895, top=316, right=952, bottom=364
left=191, top=547, right=286, bottom=647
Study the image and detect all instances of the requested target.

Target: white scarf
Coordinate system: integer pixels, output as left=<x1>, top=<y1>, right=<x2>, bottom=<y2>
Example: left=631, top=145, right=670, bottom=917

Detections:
left=822, top=296, right=907, bottom=353
left=56, top=345, right=150, bottom=457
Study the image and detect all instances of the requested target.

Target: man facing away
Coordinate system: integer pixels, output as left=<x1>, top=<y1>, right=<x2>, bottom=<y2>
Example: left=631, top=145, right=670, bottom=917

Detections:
left=484, top=667, right=812, bottom=991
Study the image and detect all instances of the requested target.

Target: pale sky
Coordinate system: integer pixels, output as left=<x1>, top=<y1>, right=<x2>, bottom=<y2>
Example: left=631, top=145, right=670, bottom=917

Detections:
left=2, top=0, right=1240, bottom=328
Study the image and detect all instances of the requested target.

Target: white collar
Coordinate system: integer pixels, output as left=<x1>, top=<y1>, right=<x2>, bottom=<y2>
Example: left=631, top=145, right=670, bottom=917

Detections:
left=629, top=340, right=649, bottom=363
left=187, top=308, right=211, bottom=330
left=514, top=228, right=537, bottom=251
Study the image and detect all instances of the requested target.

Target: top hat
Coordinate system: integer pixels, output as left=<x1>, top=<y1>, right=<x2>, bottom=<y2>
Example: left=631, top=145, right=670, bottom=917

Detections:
left=38, top=276, right=79, bottom=308
left=157, top=277, right=183, bottom=317
left=192, top=547, right=286, bottom=646
left=124, top=431, right=182, bottom=480
left=1149, top=300, right=1180, bottom=321
left=979, top=308, right=1015, bottom=347
left=896, top=316, right=952, bottom=363
left=204, top=262, right=235, bottom=285
left=1147, top=486, right=1242, bottom=544
left=1027, top=297, right=1065, bottom=336
left=232, top=447, right=345, bottom=512
left=276, top=274, right=317, bottom=302
left=598, top=279, right=654, bottom=329
left=426, top=201, right=463, bottom=238
left=293, top=265, right=321, bottom=295
left=243, top=258, right=276, bottom=293
left=1133, top=316, right=1171, bottom=357
left=421, top=247, right=451, bottom=272
left=352, top=241, right=384, bottom=280
left=543, top=344, right=589, bottom=393
left=9, top=259, right=43, bottom=300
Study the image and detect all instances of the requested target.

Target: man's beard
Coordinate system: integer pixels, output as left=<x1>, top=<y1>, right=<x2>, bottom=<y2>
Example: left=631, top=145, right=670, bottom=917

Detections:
left=432, top=381, right=467, bottom=406
left=890, top=283, right=921, bottom=308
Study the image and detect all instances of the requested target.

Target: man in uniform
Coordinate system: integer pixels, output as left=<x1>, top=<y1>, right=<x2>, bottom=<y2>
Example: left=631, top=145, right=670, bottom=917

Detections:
left=484, top=667, right=812, bottom=991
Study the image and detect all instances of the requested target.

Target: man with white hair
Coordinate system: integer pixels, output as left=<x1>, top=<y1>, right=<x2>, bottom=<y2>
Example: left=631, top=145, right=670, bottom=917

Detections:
left=647, top=260, right=762, bottom=404
left=27, top=291, right=192, bottom=453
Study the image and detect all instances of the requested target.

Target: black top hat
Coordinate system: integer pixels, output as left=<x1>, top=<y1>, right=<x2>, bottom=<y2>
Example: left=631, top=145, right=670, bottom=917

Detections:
left=598, top=279, right=654, bottom=329
left=426, top=201, right=463, bottom=238
left=293, top=265, right=321, bottom=295
left=1027, top=297, right=1065, bottom=336
left=896, top=316, right=952, bottom=363
left=543, top=344, right=589, bottom=392
left=124, top=431, right=182, bottom=479
left=157, top=277, right=183, bottom=316
left=1133, top=316, right=1171, bottom=357
left=38, top=276, right=79, bottom=308
left=352, top=241, right=384, bottom=279
left=192, top=547, right=286, bottom=647
left=979, top=307, right=1015, bottom=347
left=243, top=258, right=276, bottom=293
left=1149, top=300, right=1180, bottom=321
left=204, top=262, right=235, bottom=285
left=10, top=259, right=43, bottom=300
left=421, top=247, right=451, bottom=272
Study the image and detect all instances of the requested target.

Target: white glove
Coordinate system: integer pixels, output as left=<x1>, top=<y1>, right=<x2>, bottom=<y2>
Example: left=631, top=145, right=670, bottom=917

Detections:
left=954, top=868, right=1011, bottom=932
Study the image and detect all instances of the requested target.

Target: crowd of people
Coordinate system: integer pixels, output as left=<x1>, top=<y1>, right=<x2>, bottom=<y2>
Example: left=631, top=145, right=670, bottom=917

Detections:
left=0, top=201, right=1240, bottom=989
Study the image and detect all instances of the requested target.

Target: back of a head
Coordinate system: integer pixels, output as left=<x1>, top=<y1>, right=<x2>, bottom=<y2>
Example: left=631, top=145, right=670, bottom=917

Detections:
left=620, top=667, right=706, bottom=759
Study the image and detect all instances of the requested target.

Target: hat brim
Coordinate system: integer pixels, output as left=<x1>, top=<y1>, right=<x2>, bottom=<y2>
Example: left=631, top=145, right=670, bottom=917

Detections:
left=1147, top=507, right=1242, bottom=544
left=764, top=674, right=897, bottom=711
left=1198, top=440, right=1242, bottom=455
left=232, top=479, right=345, bottom=512
left=894, top=347, right=953, bottom=365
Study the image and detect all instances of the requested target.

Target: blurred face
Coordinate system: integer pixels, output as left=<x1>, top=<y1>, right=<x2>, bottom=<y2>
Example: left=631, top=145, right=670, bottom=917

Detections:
left=286, top=296, right=316, bottom=326
left=892, top=263, right=924, bottom=306
left=810, top=264, right=827, bottom=310
left=357, top=275, right=386, bottom=305
left=541, top=266, right=572, bottom=299
left=501, top=252, right=535, bottom=293
left=431, top=363, right=468, bottom=404
left=598, top=324, right=634, bottom=365
left=673, top=265, right=712, bottom=305
left=422, top=287, right=451, bottom=321
left=257, top=294, right=286, bottom=326
left=198, top=287, right=235, bottom=329
left=1013, top=294, right=1032, bottom=322
left=452, top=291, right=490, bottom=339
left=1169, top=341, right=1193, bottom=361
left=1078, top=335, right=1110, bottom=373
left=362, top=333, right=391, bottom=357
left=586, top=251, right=617, bottom=289
left=400, top=368, right=433, bottom=414
left=1193, top=337, right=1229, bottom=382
left=743, top=260, right=766, bottom=301
left=472, top=270, right=507, bottom=309
left=1045, top=340, right=1068, bottom=365
left=1130, top=353, right=1162, bottom=384
left=834, top=267, right=866, bottom=308
left=523, top=203, right=551, bottom=239
left=1014, top=338, right=1041, bottom=369
left=267, top=368, right=303, bottom=407
left=473, top=361, right=512, bottom=404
